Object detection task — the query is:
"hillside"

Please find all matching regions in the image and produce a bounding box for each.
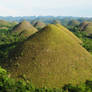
[55,24,82,43]
[33,21,46,29]
[5,24,92,88]
[68,20,80,26]
[79,21,90,30]
[79,21,92,36]
[12,20,38,38]
[52,20,61,24]
[83,23,92,36]
[0,20,11,27]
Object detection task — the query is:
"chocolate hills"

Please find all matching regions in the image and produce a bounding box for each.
[52,20,61,24]
[33,21,46,30]
[79,21,92,36]
[0,20,11,27]
[6,24,92,88]
[68,20,80,26]
[12,20,38,38]
[79,21,90,30]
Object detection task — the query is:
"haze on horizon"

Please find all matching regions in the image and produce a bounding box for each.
[0,0,92,17]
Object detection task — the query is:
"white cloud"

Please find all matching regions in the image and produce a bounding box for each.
[0,0,92,16]
[0,5,18,16]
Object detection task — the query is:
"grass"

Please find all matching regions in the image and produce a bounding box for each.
[12,20,38,38]
[55,24,82,44]
[33,21,46,30]
[79,21,90,30]
[79,21,92,36]
[83,23,92,36]
[3,24,92,88]
[68,20,80,26]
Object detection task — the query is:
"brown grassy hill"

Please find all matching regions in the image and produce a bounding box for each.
[31,20,38,25]
[68,20,80,26]
[83,23,92,36]
[79,21,90,30]
[33,21,46,29]
[6,24,92,88]
[0,20,11,27]
[52,20,61,24]
[79,21,92,36]
[55,24,82,44]
[12,20,38,38]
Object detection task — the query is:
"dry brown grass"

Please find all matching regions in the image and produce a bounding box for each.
[56,24,82,43]
[68,20,80,26]
[33,21,46,29]
[12,20,38,38]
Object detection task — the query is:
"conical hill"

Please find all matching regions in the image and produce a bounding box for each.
[33,21,46,29]
[79,21,92,36]
[12,20,38,38]
[68,20,80,26]
[7,24,92,88]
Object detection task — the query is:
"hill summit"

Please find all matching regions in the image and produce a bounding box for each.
[7,24,92,88]
[12,20,38,38]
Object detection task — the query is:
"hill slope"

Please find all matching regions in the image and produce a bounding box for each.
[68,20,80,26]
[55,24,82,43]
[12,20,38,38]
[33,21,46,30]
[6,24,92,88]
[0,20,11,27]
[80,22,92,36]
[79,21,90,30]
[52,20,61,24]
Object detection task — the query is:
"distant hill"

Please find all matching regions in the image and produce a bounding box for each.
[5,24,92,88]
[33,21,46,30]
[12,20,38,38]
[31,20,38,25]
[0,20,18,30]
[52,20,61,24]
[0,20,11,27]
[79,21,92,36]
[68,20,80,26]
[79,21,90,30]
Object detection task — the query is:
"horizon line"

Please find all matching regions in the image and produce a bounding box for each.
[0,15,92,18]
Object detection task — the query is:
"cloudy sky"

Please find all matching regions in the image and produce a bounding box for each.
[0,0,92,16]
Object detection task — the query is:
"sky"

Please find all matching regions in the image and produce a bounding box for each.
[0,0,92,17]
